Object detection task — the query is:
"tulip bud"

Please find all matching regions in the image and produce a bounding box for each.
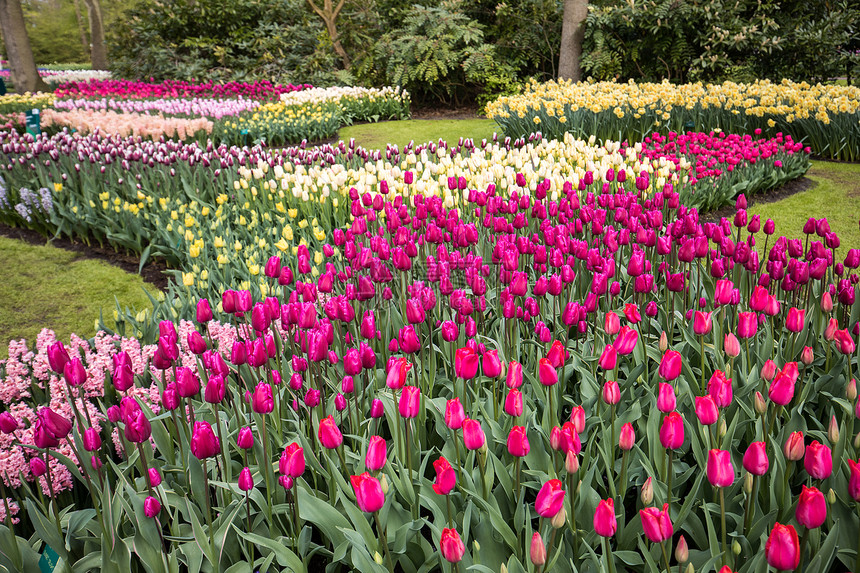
[828,415,840,444]
[685,564,694,573]
[529,533,546,566]
[640,477,653,505]
[828,488,836,504]
[784,431,805,461]
[732,540,741,556]
[149,468,162,487]
[380,473,390,495]
[501,565,508,573]
[723,333,740,357]
[551,506,567,528]
[144,496,161,518]
[718,418,727,438]
[754,391,767,415]
[565,451,579,474]
[374,552,384,565]
[847,379,857,401]
[800,346,814,365]
[659,331,668,352]
[744,472,754,494]
[856,432,860,450]
[675,535,689,563]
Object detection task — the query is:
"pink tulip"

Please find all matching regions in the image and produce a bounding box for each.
[706,449,735,487]
[602,380,620,405]
[742,442,769,475]
[640,504,673,543]
[318,416,343,449]
[462,418,486,450]
[659,412,684,450]
[619,423,635,451]
[594,498,617,537]
[350,472,385,512]
[279,443,305,478]
[454,348,479,379]
[765,523,800,571]
[365,436,387,471]
[538,358,558,386]
[445,398,466,430]
[535,479,565,518]
[803,440,832,479]
[657,383,676,413]
[795,485,826,529]
[190,421,220,459]
[507,426,530,457]
[439,528,466,563]
[658,350,682,381]
[693,311,712,335]
[432,457,457,495]
[695,395,719,426]
[398,385,421,418]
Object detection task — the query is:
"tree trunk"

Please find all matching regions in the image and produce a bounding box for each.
[558,0,589,81]
[0,0,48,92]
[81,0,108,70]
[72,0,90,58]
[306,0,351,69]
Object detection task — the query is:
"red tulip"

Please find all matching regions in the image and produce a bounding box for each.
[624,303,641,323]
[318,416,343,449]
[795,485,826,529]
[350,472,385,512]
[144,496,161,518]
[47,341,70,374]
[658,350,682,381]
[657,383,676,413]
[251,382,274,414]
[706,449,735,487]
[768,369,795,406]
[279,442,305,478]
[123,408,152,444]
[803,440,832,479]
[765,523,800,571]
[190,421,220,459]
[386,357,412,389]
[784,431,805,461]
[737,312,758,338]
[848,459,860,501]
[613,326,638,355]
[504,388,523,417]
[63,358,87,386]
[507,426,530,457]
[547,340,566,368]
[602,380,620,405]
[0,413,17,434]
[695,395,719,426]
[237,427,254,450]
[834,329,855,354]
[707,371,732,408]
[148,468,162,487]
[238,467,254,492]
[204,374,226,404]
[398,385,421,418]
[604,312,620,335]
[432,457,457,495]
[598,344,618,371]
[538,358,558,386]
[659,412,685,450]
[693,311,713,335]
[619,423,635,451]
[454,347,479,379]
[112,352,135,392]
[786,307,805,333]
[640,503,673,543]
[482,349,503,377]
[439,528,466,563]
[445,398,466,430]
[570,405,585,433]
[82,427,102,452]
[535,479,565,518]
[742,441,769,475]
[506,361,523,388]
[593,498,617,537]
[365,436,387,471]
[462,418,486,451]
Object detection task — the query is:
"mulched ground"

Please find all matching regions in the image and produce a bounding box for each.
[703,175,815,223]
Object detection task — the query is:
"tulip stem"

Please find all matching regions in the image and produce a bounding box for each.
[700,335,706,394]
[744,474,759,537]
[202,459,214,552]
[618,451,628,500]
[797,526,809,572]
[603,536,616,573]
[719,487,728,567]
[43,452,63,538]
[660,541,672,573]
[665,450,673,508]
[373,510,395,572]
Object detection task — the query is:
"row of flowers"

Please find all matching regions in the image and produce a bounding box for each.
[0,168,858,571]
[0,69,112,86]
[52,79,312,101]
[487,79,860,161]
[0,130,807,331]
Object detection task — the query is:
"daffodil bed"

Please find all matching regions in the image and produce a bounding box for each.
[487,79,860,161]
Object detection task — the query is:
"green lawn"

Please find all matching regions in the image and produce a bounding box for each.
[0,236,157,357]
[339,118,498,150]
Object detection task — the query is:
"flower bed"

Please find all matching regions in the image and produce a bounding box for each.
[40,109,214,142]
[0,131,807,326]
[51,97,262,120]
[53,79,312,101]
[0,167,857,571]
[487,79,860,161]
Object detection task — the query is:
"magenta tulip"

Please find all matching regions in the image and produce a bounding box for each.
[593,498,617,537]
[535,479,565,518]
[351,472,385,512]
